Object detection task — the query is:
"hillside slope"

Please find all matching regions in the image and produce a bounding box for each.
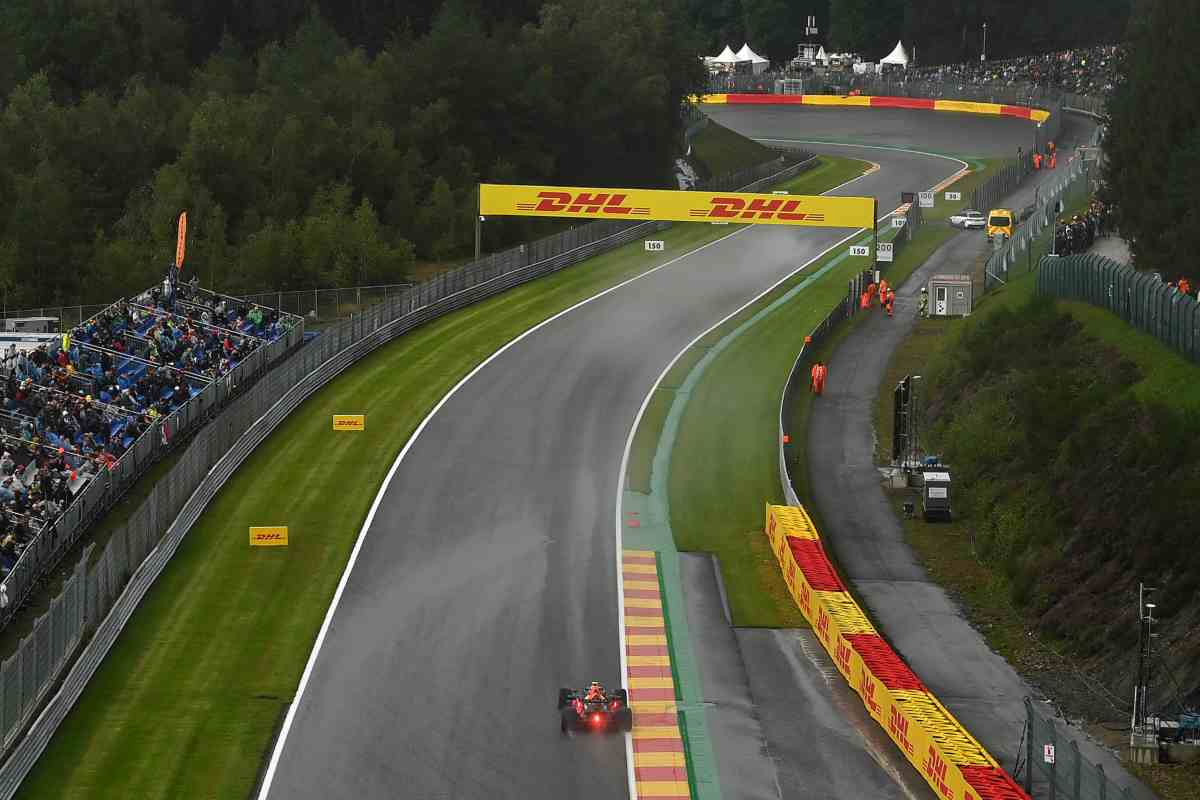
[920,276,1200,725]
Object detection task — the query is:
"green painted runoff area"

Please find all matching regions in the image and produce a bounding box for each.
[16,157,861,800]
[627,158,1004,629]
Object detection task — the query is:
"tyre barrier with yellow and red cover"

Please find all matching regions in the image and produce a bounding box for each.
[764,503,1030,800]
[700,93,1051,123]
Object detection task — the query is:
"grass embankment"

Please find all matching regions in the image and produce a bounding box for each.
[689,117,779,178]
[17,157,856,800]
[876,271,1200,800]
[633,157,1001,627]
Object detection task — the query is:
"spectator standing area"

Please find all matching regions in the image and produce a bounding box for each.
[0,274,301,620]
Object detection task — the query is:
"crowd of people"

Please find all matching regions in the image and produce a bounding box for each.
[0,269,295,578]
[905,45,1121,97]
[1053,199,1110,256]
[75,299,256,382]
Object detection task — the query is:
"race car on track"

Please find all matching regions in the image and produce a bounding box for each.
[949,209,986,229]
[559,683,633,733]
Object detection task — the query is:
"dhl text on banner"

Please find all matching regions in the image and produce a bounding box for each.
[332,414,365,431]
[479,184,875,229]
[250,526,289,547]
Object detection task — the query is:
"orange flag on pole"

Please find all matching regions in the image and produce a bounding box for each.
[175,211,188,270]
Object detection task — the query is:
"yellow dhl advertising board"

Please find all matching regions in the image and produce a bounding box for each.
[250,526,289,547]
[332,414,365,431]
[479,183,875,229]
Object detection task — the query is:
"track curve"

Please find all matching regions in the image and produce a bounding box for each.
[260,111,1036,800]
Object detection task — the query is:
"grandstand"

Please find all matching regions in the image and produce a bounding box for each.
[0,270,303,618]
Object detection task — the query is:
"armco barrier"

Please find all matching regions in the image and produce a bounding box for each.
[0,154,820,794]
[765,504,1029,800]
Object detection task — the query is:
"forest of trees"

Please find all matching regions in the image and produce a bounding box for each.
[0,0,705,307]
[1102,0,1199,281]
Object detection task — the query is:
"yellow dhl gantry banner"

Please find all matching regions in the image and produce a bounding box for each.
[764,504,1029,800]
[479,183,875,229]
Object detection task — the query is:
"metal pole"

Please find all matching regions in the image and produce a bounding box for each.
[1048,723,1057,800]
[1135,584,1145,733]
[475,185,483,261]
[1145,605,1155,733]
[1025,699,1034,794]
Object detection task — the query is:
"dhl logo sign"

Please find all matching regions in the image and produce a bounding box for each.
[689,196,824,222]
[516,192,650,216]
[835,638,852,675]
[923,746,953,798]
[798,579,812,617]
[858,666,882,717]
[250,526,289,547]
[333,414,365,431]
[480,184,874,229]
[816,606,832,645]
[888,705,915,755]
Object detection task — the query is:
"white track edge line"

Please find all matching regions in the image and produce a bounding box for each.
[260,142,963,799]
[613,143,968,800]
[256,223,757,799]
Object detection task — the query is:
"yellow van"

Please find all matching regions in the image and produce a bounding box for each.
[986,208,1015,241]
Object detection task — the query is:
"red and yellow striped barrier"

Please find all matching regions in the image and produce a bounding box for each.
[764,505,1029,800]
[622,550,691,800]
[699,93,1050,123]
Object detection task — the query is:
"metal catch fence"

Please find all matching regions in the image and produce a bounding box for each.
[1036,254,1199,364]
[0,152,822,790]
[1022,698,1143,800]
[241,284,413,322]
[984,158,1090,291]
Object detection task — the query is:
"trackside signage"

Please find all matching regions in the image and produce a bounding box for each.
[478,183,875,229]
[250,526,289,547]
[332,414,365,431]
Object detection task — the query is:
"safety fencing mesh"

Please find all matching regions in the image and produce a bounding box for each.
[1022,699,1140,800]
[1036,254,1199,364]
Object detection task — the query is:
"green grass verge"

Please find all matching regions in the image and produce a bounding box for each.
[689,118,778,179]
[15,219,765,800]
[665,247,872,627]
[651,159,999,627]
[17,155,865,800]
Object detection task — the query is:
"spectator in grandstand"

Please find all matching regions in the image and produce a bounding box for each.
[901,44,1120,97]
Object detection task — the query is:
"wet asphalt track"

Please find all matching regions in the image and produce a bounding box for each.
[261,109,1037,800]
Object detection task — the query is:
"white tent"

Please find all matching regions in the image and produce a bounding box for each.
[815,46,828,65]
[709,45,741,65]
[735,43,770,74]
[879,40,910,68]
